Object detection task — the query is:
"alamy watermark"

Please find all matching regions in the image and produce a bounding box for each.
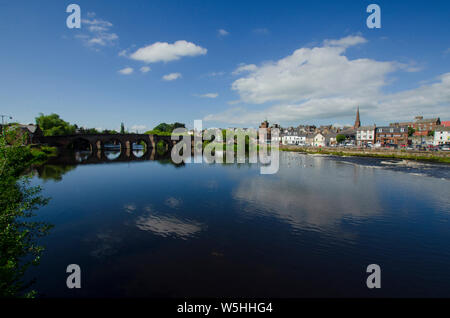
[366,264,381,289]
[66,264,81,289]
[170,120,279,174]
[366,4,381,29]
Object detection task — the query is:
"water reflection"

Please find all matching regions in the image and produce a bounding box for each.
[233,154,382,229]
[41,149,181,167]
[26,150,450,297]
[89,231,123,259]
[35,164,76,182]
[105,150,121,160]
[136,214,203,240]
[75,150,91,162]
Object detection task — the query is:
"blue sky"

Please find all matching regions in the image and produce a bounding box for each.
[0,0,449,131]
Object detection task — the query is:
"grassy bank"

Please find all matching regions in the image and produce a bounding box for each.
[29,145,59,165]
[280,146,450,164]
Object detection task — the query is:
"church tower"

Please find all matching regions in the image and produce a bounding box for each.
[354,106,361,129]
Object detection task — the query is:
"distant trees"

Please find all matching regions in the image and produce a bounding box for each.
[35,113,76,136]
[145,122,186,135]
[408,127,416,136]
[102,129,118,134]
[35,113,124,136]
[76,127,99,134]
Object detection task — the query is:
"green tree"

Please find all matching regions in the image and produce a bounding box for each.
[85,128,100,134]
[0,126,52,297]
[102,129,118,134]
[146,123,186,135]
[35,113,75,136]
[427,130,435,137]
[336,134,346,144]
[408,127,416,136]
[153,123,173,133]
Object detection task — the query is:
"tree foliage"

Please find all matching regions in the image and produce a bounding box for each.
[0,126,52,297]
[150,122,185,134]
[35,113,76,136]
[336,134,346,144]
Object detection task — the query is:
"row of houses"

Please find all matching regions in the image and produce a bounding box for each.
[357,117,450,147]
[264,110,450,148]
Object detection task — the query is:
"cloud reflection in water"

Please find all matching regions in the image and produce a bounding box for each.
[136,214,203,240]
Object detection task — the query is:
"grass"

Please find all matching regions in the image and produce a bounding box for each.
[29,145,59,164]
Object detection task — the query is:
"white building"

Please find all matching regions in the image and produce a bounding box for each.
[434,126,450,145]
[313,133,326,147]
[282,131,306,145]
[356,125,376,146]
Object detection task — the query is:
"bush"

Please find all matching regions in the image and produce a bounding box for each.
[0,126,52,297]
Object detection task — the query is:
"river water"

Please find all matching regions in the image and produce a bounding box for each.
[26,150,450,297]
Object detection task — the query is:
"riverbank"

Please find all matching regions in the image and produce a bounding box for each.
[280,145,450,164]
[29,145,59,164]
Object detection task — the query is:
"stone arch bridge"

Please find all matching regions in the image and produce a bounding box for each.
[37,134,191,152]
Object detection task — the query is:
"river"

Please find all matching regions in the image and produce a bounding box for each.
[26,150,450,297]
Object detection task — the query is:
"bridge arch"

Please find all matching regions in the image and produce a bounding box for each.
[132,138,148,158]
[69,137,93,151]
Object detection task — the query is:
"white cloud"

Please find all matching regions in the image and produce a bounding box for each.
[118,67,133,75]
[232,64,258,75]
[323,35,367,48]
[118,49,128,57]
[130,125,147,132]
[130,40,207,63]
[231,36,393,105]
[76,14,118,47]
[204,35,450,125]
[194,93,219,98]
[140,66,151,73]
[218,29,229,36]
[162,72,182,81]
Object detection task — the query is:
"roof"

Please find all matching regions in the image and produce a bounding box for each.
[19,124,39,133]
[441,121,450,127]
[1,124,39,134]
[357,125,376,131]
[415,118,440,124]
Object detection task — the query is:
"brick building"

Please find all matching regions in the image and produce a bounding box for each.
[375,126,409,146]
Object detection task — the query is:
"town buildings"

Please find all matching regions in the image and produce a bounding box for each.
[0,123,43,145]
[207,108,448,150]
[375,126,409,146]
[434,126,450,146]
[282,131,306,145]
[313,133,326,147]
[356,125,376,146]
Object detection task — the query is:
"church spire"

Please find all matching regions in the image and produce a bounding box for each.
[354,106,361,129]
